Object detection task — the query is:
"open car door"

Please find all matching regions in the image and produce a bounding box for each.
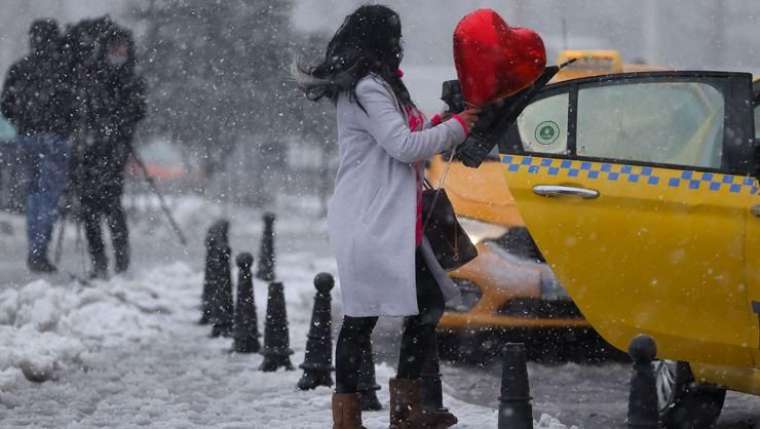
[498,71,760,368]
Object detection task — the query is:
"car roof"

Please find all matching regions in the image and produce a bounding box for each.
[552,49,667,83]
[547,70,753,89]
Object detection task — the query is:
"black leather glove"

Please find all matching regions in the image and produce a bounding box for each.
[454,65,562,168]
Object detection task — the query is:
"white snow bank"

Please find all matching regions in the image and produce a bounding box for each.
[0,263,198,385]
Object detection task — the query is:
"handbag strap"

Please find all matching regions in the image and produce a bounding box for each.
[422,145,458,232]
[423,177,434,190]
[436,146,457,189]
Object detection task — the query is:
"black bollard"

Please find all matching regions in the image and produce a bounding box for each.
[358,346,382,411]
[210,240,234,338]
[233,252,261,353]
[627,335,659,429]
[255,212,276,282]
[200,219,228,324]
[297,273,335,390]
[260,281,294,371]
[498,343,533,429]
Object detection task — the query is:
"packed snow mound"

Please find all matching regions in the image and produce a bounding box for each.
[535,413,579,429]
[0,263,198,384]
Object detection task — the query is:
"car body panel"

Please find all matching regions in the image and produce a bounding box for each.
[441,311,588,329]
[553,49,667,83]
[498,70,760,393]
[691,362,760,395]
[554,49,624,82]
[500,153,757,368]
[749,78,760,370]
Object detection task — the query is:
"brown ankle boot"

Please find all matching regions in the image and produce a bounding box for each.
[332,392,365,429]
[389,378,458,429]
[389,378,414,428]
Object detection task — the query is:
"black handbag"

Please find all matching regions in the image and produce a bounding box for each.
[421,150,478,271]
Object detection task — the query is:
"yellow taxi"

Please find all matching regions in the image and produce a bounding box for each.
[433,50,661,362]
[495,69,760,427]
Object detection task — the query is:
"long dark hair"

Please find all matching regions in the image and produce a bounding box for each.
[297,4,414,110]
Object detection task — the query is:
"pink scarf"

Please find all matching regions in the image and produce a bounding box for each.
[405,104,426,247]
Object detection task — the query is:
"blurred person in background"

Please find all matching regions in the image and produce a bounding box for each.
[72,22,146,279]
[1,19,75,273]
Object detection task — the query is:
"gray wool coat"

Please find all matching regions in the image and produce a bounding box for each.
[327,74,469,317]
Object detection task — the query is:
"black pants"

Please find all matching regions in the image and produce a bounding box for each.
[81,189,129,272]
[335,250,445,393]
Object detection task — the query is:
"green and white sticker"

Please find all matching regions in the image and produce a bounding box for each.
[535,121,560,145]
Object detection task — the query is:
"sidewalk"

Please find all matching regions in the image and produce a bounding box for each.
[0,256,573,428]
[0,197,575,428]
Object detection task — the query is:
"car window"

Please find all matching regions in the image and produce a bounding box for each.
[754,105,760,141]
[516,92,569,155]
[577,82,724,169]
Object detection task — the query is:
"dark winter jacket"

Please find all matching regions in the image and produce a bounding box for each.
[0,45,75,136]
[76,28,147,195]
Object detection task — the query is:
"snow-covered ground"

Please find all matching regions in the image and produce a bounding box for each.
[0,198,576,428]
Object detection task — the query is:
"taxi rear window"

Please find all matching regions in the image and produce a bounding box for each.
[576,81,724,169]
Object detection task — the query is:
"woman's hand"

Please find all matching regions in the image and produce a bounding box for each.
[456,107,481,131]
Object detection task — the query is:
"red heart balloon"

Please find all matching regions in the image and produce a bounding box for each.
[454,9,547,107]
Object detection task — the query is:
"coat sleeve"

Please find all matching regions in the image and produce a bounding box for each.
[132,77,147,123]
[355,77,467,164]
[126,77,147,124]
[0,64,20,124]
[116,78,147,169]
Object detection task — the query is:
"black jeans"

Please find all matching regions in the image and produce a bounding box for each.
[81,188,129,272]
[335,250,445,393]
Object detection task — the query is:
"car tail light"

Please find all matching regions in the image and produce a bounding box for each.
[445,279,482,312]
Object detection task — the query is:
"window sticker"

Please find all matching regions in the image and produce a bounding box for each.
[535,121,560,145]
[517,92,569,154]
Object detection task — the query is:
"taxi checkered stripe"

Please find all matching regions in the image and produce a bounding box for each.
[501,155,759,195]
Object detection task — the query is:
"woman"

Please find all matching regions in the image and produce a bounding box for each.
[298,5,479,429]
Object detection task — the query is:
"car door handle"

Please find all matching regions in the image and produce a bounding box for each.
[533,185,600,199]
[751,204,760,217]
